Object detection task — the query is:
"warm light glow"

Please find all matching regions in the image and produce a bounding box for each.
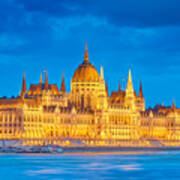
[0,44,179,147]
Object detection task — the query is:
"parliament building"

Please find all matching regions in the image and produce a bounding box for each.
[0,44,180,147]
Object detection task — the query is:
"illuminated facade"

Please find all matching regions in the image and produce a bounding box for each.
[0,43,180,147]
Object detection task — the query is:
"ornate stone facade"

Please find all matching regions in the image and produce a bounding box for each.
[0,44,179,147]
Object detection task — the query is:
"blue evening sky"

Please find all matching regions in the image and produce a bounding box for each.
[0,0,180,108]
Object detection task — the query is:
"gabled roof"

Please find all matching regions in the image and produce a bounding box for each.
[28,83,59,95]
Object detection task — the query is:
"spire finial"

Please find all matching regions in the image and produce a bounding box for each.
[84,42,89,62]
[128,67,132,83]
[44,71,48,90]
[20,72,27,96]
[126,67,134,96]
[100,64,104,80]
[40,72,42,85]
[118,81,121,92]
[60,73,66,92]
[139,80,143,98]
[172,98,176,111]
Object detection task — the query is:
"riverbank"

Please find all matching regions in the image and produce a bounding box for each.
[1,145,180,154]
[61,146,180,153]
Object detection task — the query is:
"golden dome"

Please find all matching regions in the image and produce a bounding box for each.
[72,61,99,82]
[72,43,100,82]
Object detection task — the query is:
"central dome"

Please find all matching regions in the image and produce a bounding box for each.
[72,44,100,82]
[72,61,100,82]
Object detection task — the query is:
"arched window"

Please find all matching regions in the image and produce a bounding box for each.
[87,95,91,107]
[81,95,84,108]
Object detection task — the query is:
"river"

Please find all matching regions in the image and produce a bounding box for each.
[0,151,179,180]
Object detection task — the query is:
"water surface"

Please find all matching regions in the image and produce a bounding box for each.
[0,151,180,180]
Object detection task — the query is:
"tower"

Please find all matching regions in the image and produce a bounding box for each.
[138,80,145,111]
[125,68,135,110]
[126,68,134,98]
[71,43,107,110]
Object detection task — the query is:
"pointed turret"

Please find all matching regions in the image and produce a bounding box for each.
[60,73,66,93]
[139,80,143,98]
[84,42,89,63]
[126,68,134,96]
[172,99,176,111]
[40,72,43,85]
[100,64,104,80]
[105,81,109,97]
[44,71,48,90]
[118,81,121,92]
[20,72,27,96]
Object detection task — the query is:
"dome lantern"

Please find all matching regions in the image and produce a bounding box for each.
[72,43,100,82]
[84,42,89,63]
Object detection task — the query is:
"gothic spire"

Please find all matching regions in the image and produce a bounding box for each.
[20,72,27,96]
[139,80,143,98]
[172,98,176,111]
[118,81,121,92]
[126,68,134,95]
[100,64,104,80]
[105,81,109,97]
[44,71,48,90]
[84,42,89,62]
[60,73,66,92]
[40,72,42,85]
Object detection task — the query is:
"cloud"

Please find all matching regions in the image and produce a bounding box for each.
[0,0,179,58]
[14,0,180,27]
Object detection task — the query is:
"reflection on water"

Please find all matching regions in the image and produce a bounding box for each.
[0,151,180,180]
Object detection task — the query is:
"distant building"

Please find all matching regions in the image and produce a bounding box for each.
[0,44,179,147]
